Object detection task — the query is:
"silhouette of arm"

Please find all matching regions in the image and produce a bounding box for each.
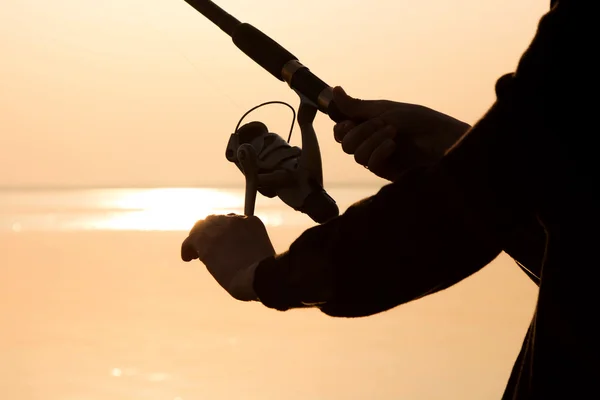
[253,0,584,317]
[254,165,503,317]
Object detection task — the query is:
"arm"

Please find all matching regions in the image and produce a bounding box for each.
[254,165,503,317]
[254,0,582,317]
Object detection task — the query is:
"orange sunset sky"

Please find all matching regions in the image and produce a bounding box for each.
[0,0,549,188]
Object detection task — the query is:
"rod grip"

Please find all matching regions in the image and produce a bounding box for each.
[232,23,296,81]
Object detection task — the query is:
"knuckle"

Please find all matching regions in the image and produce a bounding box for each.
[341,137,355,154]
[341,119,389,155]
[368,152,383,168]
[354,152,368,166]
[189,219,205,233]
[248,216,265,229]
[343,129,367,154]
[369,143,395,170]
[354,154,369,167]
[383,125,397,137]
[361,131,387,151]
[334,121,352,133]
[368,156,385,173]
[370,117,386,129]
[334,122,354,142]
[353,144,371,165]
[333,124,342,135]
[204,214,218,222]
[369,130,387,144]
[375,129,393,143]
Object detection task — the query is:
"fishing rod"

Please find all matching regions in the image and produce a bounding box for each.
[181,0,348,122]
[181,0,343,223]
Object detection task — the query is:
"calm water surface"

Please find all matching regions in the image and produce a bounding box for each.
[0,187,538,400]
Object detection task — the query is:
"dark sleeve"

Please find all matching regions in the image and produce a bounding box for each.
[253,0,583,317]
[254,166,503,317]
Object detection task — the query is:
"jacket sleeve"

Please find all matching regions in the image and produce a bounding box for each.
[252,0,584,317]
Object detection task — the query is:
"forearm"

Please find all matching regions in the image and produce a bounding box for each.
[254,165,503,317]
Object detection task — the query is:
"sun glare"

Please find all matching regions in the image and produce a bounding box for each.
[92,188,283,231]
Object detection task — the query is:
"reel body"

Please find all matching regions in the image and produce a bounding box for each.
[225,101,338,224]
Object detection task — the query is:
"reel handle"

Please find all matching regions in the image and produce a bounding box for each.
[237,143,259,217]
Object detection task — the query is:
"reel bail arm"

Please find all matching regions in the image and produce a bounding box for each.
[225,94,339,224]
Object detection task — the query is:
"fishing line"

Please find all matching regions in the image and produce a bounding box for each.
[234,101,296,143]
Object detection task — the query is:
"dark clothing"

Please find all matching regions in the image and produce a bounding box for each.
[254,1,597,398]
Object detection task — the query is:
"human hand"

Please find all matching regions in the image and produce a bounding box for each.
[181,214,275,301]
[332,87,471,181]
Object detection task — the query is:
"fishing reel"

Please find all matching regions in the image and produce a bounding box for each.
[225,97,339,224]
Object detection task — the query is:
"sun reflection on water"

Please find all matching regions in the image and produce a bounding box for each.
[92,188,283,231]
[1,186,380,232]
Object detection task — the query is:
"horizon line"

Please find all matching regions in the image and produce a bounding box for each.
[0,181,385,191]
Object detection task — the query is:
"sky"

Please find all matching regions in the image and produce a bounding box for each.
[0,0,550,188]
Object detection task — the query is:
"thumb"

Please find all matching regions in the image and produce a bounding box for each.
[181,235,199,262]
[332,86,392,120]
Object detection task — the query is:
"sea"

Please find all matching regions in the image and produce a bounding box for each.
[0,186,539,400]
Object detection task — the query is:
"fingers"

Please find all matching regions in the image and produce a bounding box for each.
[332,86,396,120]
[333,120,356,143]
[181,233,201,262]
[366,139,396,174]
[332,86,399,145]
[181,215,232,262]
[341,117,386,154]
[353,125,397,166]
[181,214,263,262]
[188,214,241,234]
[332,86,372,119]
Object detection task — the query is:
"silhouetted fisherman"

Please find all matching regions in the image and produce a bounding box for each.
[182,1,596,398]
